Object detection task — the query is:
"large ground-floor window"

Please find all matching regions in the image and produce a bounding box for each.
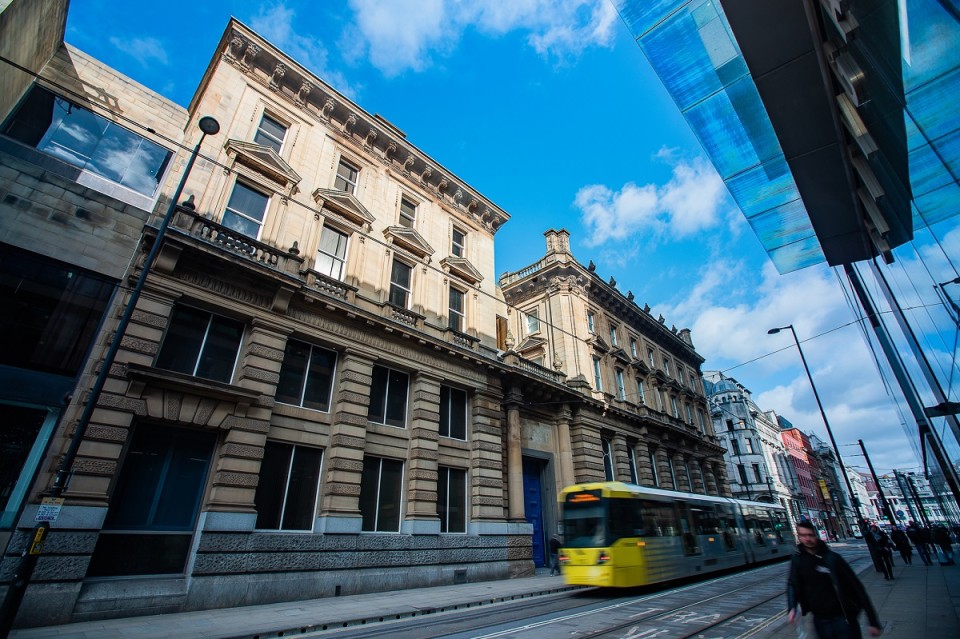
[0,404,57,529]
[359,456,403,532]
[87,424,215,577]
[254,442,323,531]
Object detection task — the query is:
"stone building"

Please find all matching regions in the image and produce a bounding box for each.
[498,229,729,510]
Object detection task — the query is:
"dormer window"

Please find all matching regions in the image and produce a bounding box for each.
[334,158,359,194]
[399,197,417,228]
[254,114,286,153]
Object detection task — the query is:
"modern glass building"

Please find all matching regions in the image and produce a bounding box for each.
[614,0,959,512]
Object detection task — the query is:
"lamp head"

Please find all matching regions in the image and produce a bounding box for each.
[767,324,793,335]
[198,116,220,135]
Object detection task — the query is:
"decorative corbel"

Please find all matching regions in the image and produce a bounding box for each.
[241,43,260,67]
[270,63,286,90]
[321,98,335,119]
[402,152,416,172]
[228,36,246,59]
[385,141,397,160]
[437,177,449,194]
[453,188,463,205]
[295,80,313,107]
[344,113,358,135]
[420,166,433,184]
[467,198,479,213]
[364,128,378,148]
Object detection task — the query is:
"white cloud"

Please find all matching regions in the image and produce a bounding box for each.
[109,36,169,67]
[345,0,617,76]
[576,156,727,246]
[250,3,356,97]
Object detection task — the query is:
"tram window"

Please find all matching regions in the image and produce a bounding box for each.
[690,505,721,534]
[716,504,739,551]
[608,498,644,540]
[676,502,700,555]
[640,500,679,537]
[770,510,786,542]
[563,493,606,547]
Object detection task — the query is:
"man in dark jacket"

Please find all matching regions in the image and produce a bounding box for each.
[787,521,882,638]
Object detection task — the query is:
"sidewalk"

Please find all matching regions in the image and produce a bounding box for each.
[758,549,960,638]
[9,553,960,639]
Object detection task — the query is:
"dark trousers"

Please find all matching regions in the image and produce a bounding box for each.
[814,616,863,639]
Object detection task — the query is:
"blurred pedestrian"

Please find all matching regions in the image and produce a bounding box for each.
[906,521,932,565]
[549,535,562,576]
[933,524,955,565]
[868,524,895,580]
[787,521,882,638]
[890,527,912,565]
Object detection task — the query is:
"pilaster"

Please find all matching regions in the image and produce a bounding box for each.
[472,389,505,521]
[405,371,441,521]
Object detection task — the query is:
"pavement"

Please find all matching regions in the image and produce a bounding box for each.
[8,543,960,639]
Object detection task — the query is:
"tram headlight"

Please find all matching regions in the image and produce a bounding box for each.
[597,551,611,564]
[559,553,569,563]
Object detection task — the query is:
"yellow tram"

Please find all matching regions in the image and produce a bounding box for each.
[558,482,794,588]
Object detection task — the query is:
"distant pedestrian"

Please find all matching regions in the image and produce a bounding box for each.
[868,524,895,580]
[549,535,562,576]
[933,524,955,565]
[890,527,912,565]
[906,521,932,565]
[787,521,882,638]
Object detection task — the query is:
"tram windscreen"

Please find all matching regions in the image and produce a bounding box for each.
[562,491,606,547]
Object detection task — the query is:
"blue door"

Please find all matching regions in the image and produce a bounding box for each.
[522,457,546,566]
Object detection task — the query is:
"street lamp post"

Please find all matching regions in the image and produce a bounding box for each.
[768,324,869,537]
[0,117,220,637]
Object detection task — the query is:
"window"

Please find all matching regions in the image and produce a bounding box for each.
[254,442,322,530]
[671,396,680,418]
[437,466,467,533]
[726,419,735,431]
[587,311,595,333]
[649,450,660,486]
[744,438,755,454]
[648,348,656,368]
[254,114,286,153]
[630,339,638,358]
[389,259,412,308]
[615,368,626,400]
[276,339,337,411]
[399,197,417,228]
[664,359,672,377]
[698,411,706,433]
[731,439,741,456]
[316,225,348,280]
[753,464,763,483]
[667,456,677,489]
[222,181,269,239]
[448,287,465,332]
[525,308,540,334]
[609,325,619,346]
[1,405,56,529]
[451,227,466,257]
[685,403,693,423]
[334,158,359,193]
[88,424,214,576]
[602,438,615,481]
[685,463,694,492]
[655,389,664,412]
[592,357,603,391]
[367,364,409,428]
[628,447,639,484]
[677,367,685,384]
[439,385,467,440]
[0,245,115,377]
[155,306,244,383]
[359,456,403,532]
[636,378,646,405]
[3,85,172,197]
[737,464,748,485]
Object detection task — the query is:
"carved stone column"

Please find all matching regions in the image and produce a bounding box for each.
[555,405,575,489]
[504,384,525,521]
[656,447,674,490]
[405,371,442,530]
[673,451,691,492]
[613,434,630,483]
[689,457,706,494]
[635,440,655,486]
[715,461,732,497]
[317,350,375,526]
[704,463,719,496]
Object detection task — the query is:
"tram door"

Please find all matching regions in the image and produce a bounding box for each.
[522,457,546,566]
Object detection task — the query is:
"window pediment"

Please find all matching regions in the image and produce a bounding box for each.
[440,256,483,285]
[384,225,434,259]
[313,187,376,228]
[588,335,610,353]
[224,139,301,193]
[516,335,547,354]
[611,347,632,365]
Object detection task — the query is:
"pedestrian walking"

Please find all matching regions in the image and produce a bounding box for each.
[890,527,912,565]
[868,524,895,580]
[787,521,883,638]
[549,535,562,576]
[933,524,955,565]
[906,521,932,565]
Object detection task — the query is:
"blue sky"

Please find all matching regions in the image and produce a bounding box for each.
[63,0,948,477]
